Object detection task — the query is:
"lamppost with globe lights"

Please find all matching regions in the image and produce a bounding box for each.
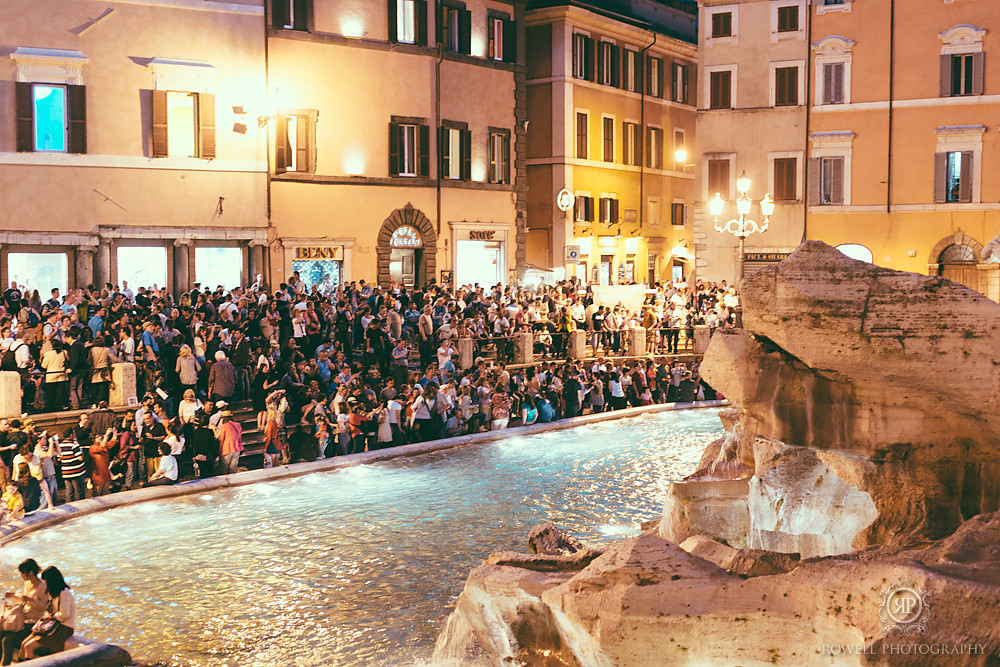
[708,171,775,281]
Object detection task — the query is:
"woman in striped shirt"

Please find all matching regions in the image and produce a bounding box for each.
[57,430,87,504]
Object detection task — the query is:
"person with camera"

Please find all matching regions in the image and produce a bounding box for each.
[18,566,74,661]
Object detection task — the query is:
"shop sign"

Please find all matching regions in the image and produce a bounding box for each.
[390,225,423,248]
[618,263,626,280]
[556,188,575,212]
[565,245,580,261]
[744,252,790,262]
[469,230,496,240]
[294,246,344,260]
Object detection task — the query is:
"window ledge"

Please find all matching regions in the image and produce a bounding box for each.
[11,47,88,85]
[816,4,851,15]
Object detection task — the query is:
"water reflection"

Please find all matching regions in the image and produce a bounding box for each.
[0,409,722,666]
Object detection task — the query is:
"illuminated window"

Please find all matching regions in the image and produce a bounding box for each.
[195,247,243,290]
[152,90,214,159]
[166,92,197,158]
[397,0,416,43]
[440,124,469,180]
[15,82,87,154]
[488,129,510,184]
[117,246,167,290]
[32,85,66,151]
[389,119,429,177]
[275,112,317,174]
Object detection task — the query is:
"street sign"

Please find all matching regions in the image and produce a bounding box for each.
[556,188,575,212]
[618,263,626,280]
[565,245,580,261]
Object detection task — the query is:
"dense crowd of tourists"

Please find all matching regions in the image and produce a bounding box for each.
[0,275,735,515]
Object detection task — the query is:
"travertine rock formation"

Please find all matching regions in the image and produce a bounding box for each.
[663,241,1000,555]
[434,514,1000,666]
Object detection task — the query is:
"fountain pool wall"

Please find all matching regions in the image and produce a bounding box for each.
[0,405,724,666]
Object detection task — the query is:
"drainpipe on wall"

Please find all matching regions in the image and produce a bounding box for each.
[887,0,895,214]
[802,0,812,243]
[639,31,657,233]
[264,4,273,283]
[436,44,444,242]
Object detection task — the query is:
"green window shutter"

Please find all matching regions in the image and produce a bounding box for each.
[152,89,169,158]
[387,0,397,42]
[15,82,34,152]
[293,0,309,30]
[415,0,427,46]
[418,124,430,177]
[584,37,594,81]
[272,0,289,29]
[503,19,516,63]
[461,128,471,181]
[198,93,216,159]
[611,46,620,88]
[67,84,87,154]
[633,52,643,95]
[459,9,472,55]
[275,116,288,173]
[388,122,400,176]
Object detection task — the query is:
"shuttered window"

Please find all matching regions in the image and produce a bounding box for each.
[597,42,619,87]
[272,0,310,31]
[822,62,845,105]
[439,2,470,54]
[572,34,594,81]
[646,127,662,170]
[15,82,86,154]
[809,156,845,205]
[274,112,318,174]
[389,0,427,46]
[151,90,214,159]
[708,159,730,198]
[773,157,797,200]
[671,203,686,226]
[934,151,973,203]
[487,15,516,63]
[709,70,732,109]
[777,5,798,32]
[646,56,663,98]
[671,62,690,104]
[488,129,510,184]
[388,121,429,177]
[941,53,984,97]
[574,196,594,222]
[622,122,640,166]
[599,197,619,223]
[439,124,470,181]
[623,49,638,92]
[602,117,614,162]
[711,12,732,38]
[774,66,798,106]
[576,112,588,159]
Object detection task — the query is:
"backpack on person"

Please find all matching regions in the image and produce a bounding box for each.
[1,342,23,372]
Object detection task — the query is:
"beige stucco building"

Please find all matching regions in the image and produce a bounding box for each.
[695,0,807,284]
[0,0,268,298]
[267,0,525,290]
[525,0,697,286]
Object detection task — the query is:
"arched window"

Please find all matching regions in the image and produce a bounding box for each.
[938,244,976,264]
[836,243,872,264]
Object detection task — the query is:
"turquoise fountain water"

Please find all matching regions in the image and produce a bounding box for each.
[0,408,723,666]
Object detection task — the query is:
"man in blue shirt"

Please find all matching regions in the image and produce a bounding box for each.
[88,306,106,338]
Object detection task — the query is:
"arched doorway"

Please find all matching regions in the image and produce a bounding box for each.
[928,232,982,293]
[377,204,436,288]
[937,244,979,290]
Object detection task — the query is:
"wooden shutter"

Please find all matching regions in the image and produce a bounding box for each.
[671,63,679,101]
[709,159,729,197]
[152,89,168,158]
[611,45,620,87]
[940,55,952,97]
[293,0,309,30]
[585,197,594,222]
[275,116,288,173]
[597,43,605,84]
[488,133,497,182]
[633,51,643,94]
[808,157,821,205]
[971,53,984,95]
[387,0,397,42]
[610,199,619,223]
[829,157,844,205]
[584,37,594,82]
[67,84,87,154]
[272,0,289,28]
[295,115,309,172]
[657,59,665,98]
[439,127,450,177]
[933,152,947,203]
[503,19,516,63]
[502,133,510,184]
[15,82,34,152]
[959,151,973,202]
[388,122,400,176]
[415,0,427,46]
[460,9,472,54]
[418,124,429,177]
[198,93,216,159]
[682,64,689,103]
[461,128,471,180]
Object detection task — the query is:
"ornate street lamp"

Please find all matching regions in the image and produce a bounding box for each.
[708,171,775,280]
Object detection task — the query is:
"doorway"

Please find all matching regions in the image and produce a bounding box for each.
[937,244,979,292]
[390,248,421,287]
[600,255,613,285]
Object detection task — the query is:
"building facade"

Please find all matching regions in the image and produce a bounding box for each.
[525,0,697,286]
[1,0,268,298]
[266,0,526,291]
[695,0,808,284]
[807,0,1000,300]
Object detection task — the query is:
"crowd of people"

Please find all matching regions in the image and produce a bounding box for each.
[0,274,735,514]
